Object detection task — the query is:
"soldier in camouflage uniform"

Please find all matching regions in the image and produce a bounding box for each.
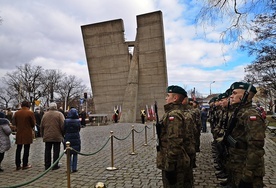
[213,97,221,136]
[226,82,266,188]
[213,92,231,180]
[208,96,218,134]
[181,97,197,170]
[156,85,194,188]
[190,100,202,153]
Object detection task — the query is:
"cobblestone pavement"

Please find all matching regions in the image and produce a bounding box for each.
[0,122,275,188]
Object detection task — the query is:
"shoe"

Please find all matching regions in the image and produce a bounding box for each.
[215,170,225,176]
[22,164,32,170]
[216,172,228,179]
[220,180,228,186]
[0,168,3,172]
[16,166,21,170]
[52,166,60,170]
[214,165,222,170]
[72,170,78,173]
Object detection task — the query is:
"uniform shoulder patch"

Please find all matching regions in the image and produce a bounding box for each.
[169,116,175,121]
[249,116,257,121]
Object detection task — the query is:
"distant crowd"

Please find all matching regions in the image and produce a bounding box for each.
[0,101,87,173]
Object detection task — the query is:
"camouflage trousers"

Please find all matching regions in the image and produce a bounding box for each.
[227,170,263,188]
[195,133,200,152]
[226,160,264,188]
[161,169,193,188]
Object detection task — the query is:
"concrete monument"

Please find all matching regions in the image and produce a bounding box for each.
[81,11,168,122]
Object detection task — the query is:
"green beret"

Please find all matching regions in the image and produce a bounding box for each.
[209,96,217,103]
[225,88,232,96]
[218,93,228,100]
[167,85,187,97]
[230,82,257,94]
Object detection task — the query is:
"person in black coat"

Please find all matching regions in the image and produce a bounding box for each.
[34,108,44,137]
[79,109,87,128]
[200,108,208,133]
[64,108,81,173]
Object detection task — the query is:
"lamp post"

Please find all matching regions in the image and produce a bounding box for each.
[210,81,215,95]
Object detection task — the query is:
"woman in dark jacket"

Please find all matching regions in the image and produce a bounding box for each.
[64,108,81,173]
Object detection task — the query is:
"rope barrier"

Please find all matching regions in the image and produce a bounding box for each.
[0,152,65,188]
[114,131,132,140]
[146,124,152,129]
[134,126,145,133]
[70,137,111,156]
[1,123,155,188]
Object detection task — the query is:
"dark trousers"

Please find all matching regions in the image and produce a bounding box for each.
[15,144,30,167]
[162,169,193,188]
[0,152,4,164]
[141,116,145,124]
[202,120,207,132]
[44,142,61,169]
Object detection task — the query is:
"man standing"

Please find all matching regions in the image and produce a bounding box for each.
[5,108,13,123]
[156,85,193,188]
[200,108,208,133]
[12,101,36,170]
[40,102,65,170]
[79,109,87,128]
[227,82,266,187]
[140,109,146,124]
[113,107,119,123]
[34,107,44,137]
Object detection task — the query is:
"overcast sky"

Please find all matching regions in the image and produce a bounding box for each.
[0,0,253,97]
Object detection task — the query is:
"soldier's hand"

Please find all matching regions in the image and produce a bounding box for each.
[238,179,253,188]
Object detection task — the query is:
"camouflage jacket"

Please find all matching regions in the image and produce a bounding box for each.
[189,107,202,136]
[183,105,196,155]
[228,102,266,182]
[208,105,218,129]
[156,103,193,171]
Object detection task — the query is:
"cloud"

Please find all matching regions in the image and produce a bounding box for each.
[0,0,252,97]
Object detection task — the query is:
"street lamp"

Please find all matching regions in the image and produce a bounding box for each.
[210,81,215,95]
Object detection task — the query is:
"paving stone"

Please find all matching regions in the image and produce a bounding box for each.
[0,122,275,188]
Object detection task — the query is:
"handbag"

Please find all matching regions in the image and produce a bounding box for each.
[9,132,16,146]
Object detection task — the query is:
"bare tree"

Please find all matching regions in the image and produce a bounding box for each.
[243,6,276,94]
[56,75,87,111]
[1,63,88,110]
[0,87,15,109]
[242,6,276,112]
[3,64,44,110]
[40,69,64,107]
[196,0,274,43]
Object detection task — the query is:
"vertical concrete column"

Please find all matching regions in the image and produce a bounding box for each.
[120,43,139,123]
